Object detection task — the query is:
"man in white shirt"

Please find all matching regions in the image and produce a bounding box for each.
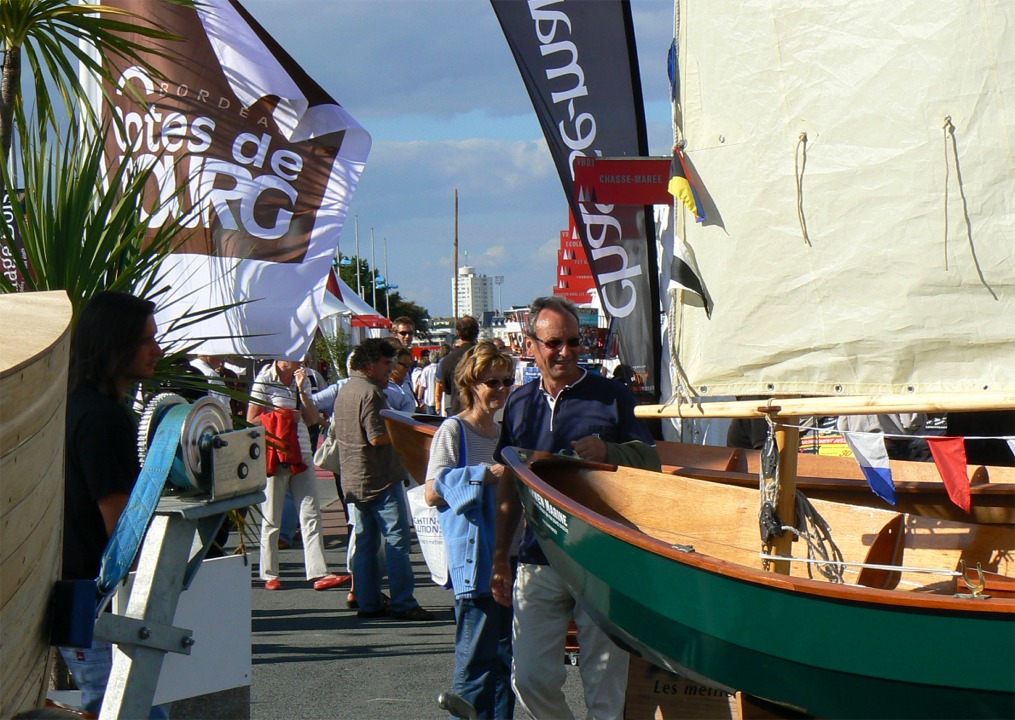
[189,354,231,414]
[415,350,440,414]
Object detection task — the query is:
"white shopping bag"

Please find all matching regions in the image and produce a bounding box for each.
[406,484,449,587]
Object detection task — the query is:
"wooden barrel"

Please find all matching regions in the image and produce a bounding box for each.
[1,291,72,717]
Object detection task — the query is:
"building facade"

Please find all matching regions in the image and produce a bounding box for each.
[453,265,495,319]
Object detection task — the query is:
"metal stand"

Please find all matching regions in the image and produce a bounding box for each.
[95,492,262,719]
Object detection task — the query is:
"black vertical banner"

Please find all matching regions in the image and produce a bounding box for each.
[1,190,31,291]
[491,0,660,398]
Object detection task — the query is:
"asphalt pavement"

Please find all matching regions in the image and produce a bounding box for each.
[240,472,586,719]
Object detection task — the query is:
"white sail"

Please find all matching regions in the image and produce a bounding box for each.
[667,0,1014,397]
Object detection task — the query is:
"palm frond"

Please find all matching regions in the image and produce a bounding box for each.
[1,113,191,314]
[1,0,195,154]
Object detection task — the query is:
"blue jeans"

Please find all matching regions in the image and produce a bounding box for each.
[351,484,416,613]
[59,641,170,719]
[454,595,515,719]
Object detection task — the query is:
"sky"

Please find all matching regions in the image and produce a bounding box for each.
[242,0,677,318]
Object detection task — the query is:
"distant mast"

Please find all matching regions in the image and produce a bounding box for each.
[370,227,377,310]
[355,215,362,298]
[384,237,390,319]
[453,189,459,322]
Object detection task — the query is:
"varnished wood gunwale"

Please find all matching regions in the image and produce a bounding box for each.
[381,410,441,484]
[657,440,1015,525]
[513,450,1014,615]
[378,412,1014,524]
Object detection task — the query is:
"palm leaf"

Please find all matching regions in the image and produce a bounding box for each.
[1,113,187,313]
[1,0,195,155]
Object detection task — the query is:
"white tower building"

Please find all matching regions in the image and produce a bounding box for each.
[453,265,494,319]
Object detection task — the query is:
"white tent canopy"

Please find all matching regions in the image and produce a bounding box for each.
[320,292,352,318]
[329,277,380,318]
[318,274,390,349]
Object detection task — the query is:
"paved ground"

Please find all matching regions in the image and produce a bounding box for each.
[241,472,586,719]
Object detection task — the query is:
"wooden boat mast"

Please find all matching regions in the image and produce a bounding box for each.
[770,420,799,575]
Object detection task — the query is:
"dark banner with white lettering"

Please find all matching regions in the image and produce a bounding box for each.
[491,0,660,397]
[1,190,31,291]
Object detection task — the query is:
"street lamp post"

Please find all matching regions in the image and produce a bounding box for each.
[494,275,504,314]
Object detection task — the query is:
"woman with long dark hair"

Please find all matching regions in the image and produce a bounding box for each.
[61,291,167,719]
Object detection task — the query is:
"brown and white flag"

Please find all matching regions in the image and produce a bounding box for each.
[99,0,371,358]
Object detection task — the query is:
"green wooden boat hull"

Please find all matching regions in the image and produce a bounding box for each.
[508,450,1015,719]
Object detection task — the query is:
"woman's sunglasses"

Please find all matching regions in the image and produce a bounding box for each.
[480,377,515,389]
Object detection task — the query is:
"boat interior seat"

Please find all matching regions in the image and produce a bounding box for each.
[855,513,905,590]
[656,442,747,472]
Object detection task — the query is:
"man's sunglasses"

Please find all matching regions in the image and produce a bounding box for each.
[481,377,515,389]
[395,330,414,337]
[530,335,581,351]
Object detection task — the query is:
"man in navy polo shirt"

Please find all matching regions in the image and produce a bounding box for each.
[491,296,659,720]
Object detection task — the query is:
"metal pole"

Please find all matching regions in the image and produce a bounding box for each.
[371,228,377,311]
[453,189,459,322]
[355,215,362,297]
[335,219,341,271]
[100,515,194,719]
[494,275,504,314]
[384,237,390,319]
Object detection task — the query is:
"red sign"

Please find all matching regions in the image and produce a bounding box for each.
[351,315,392,329]
[573,157,671,205]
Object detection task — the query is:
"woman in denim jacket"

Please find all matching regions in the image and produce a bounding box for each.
[425,341,516,719]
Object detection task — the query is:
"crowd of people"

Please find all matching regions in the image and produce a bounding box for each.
[60,291,660,719]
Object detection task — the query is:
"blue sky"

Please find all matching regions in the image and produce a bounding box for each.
[243,0,677,318]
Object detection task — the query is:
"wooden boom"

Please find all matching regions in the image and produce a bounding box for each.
[636,393,1015,420]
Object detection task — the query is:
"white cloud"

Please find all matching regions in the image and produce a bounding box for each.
[243,0,676,317]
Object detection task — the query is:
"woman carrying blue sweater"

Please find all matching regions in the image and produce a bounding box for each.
[425,341,516,719]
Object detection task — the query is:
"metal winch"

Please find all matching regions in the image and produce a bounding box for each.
[137,392,266,500]
[75,394,268,719]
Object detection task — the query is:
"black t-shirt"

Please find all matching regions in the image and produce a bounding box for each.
[437,343,474,416]
[63,383,139,580]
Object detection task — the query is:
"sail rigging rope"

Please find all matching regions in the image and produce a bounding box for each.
[665,284,697,409]
[939,115,998,299]
[942,115,954,270]
[794,132,811,246]
[760,416,845,582]
[671,0,683,147]
[662,2,699,414]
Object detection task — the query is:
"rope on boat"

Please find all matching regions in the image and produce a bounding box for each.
[760,416,846,583]
[790,492,846,583]
[942,115,954,271]
[794,132,811,246]
[659,0,704,417]
[664,287,697,412]
[939,115,998,299]
[757,553,960,578]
